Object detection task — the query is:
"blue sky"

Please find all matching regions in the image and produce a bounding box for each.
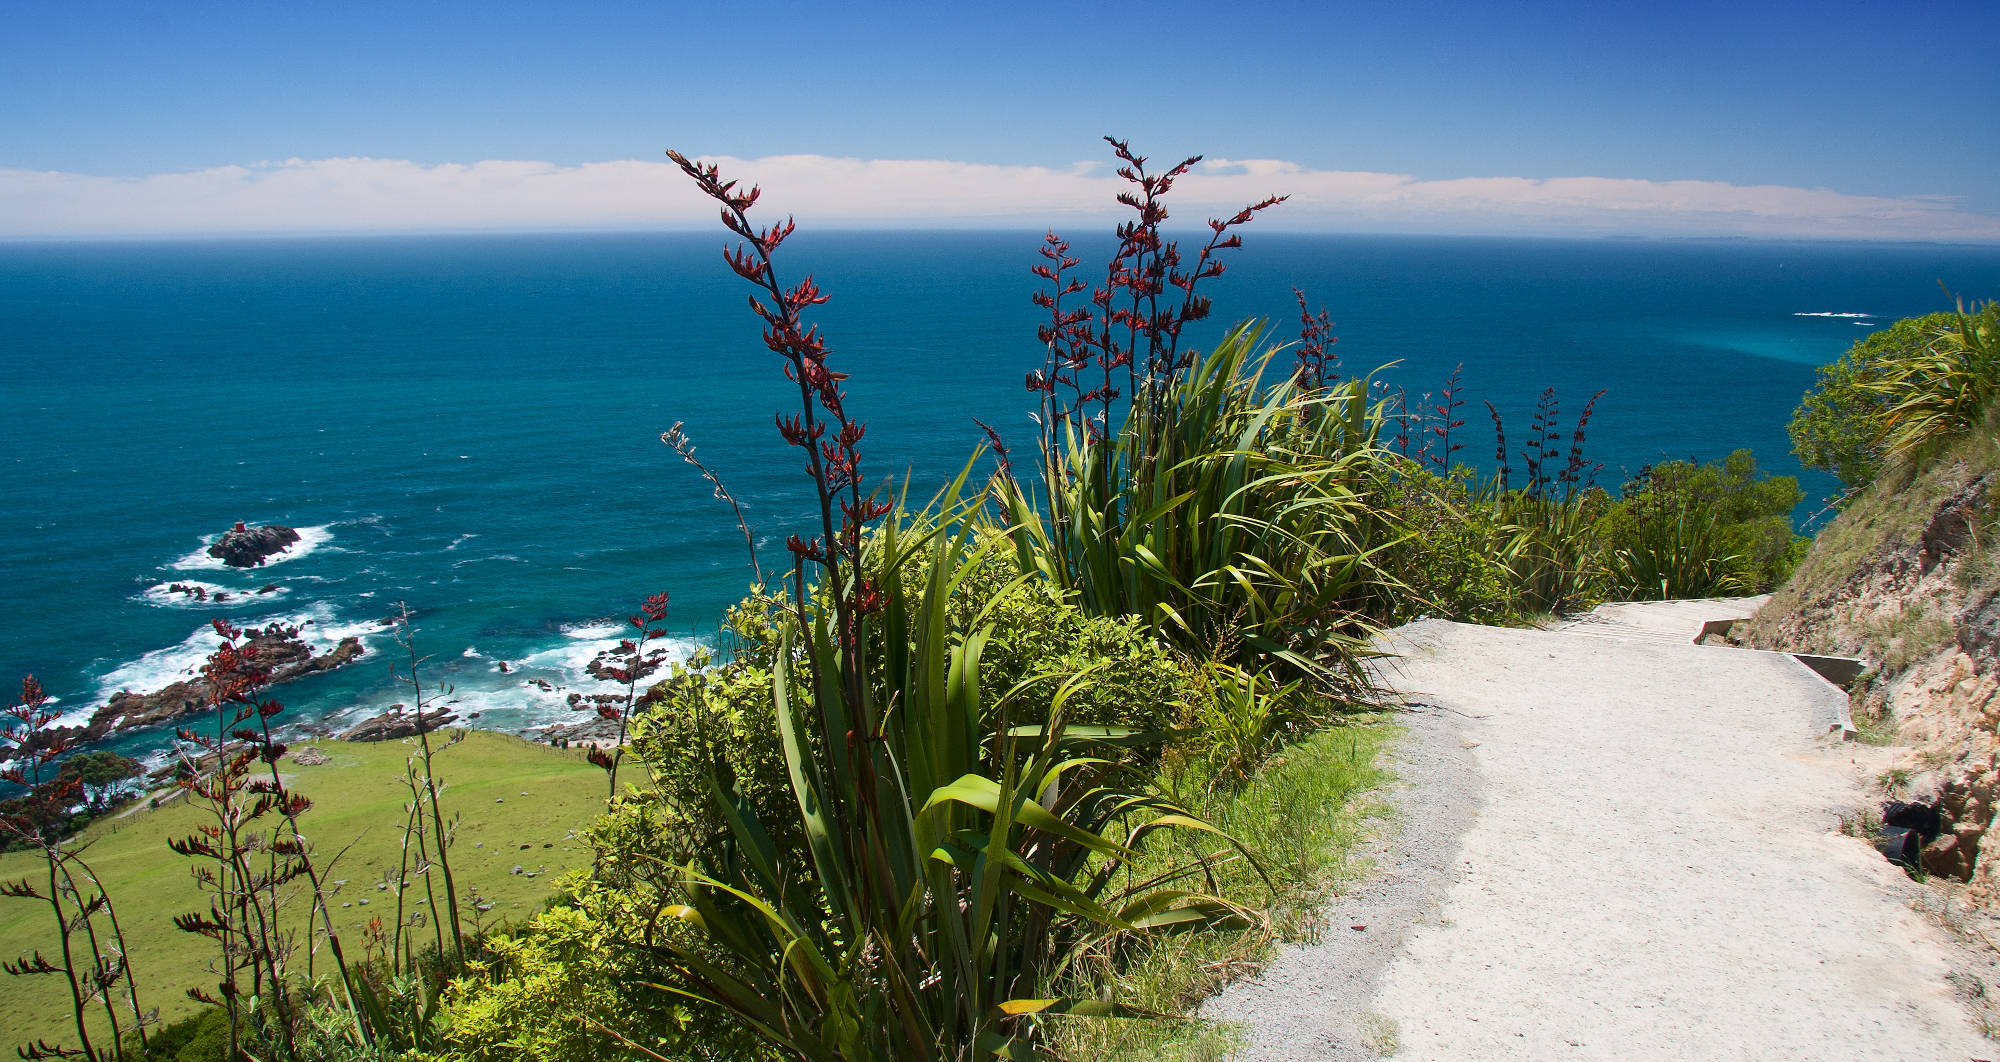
[3,0,1996,238]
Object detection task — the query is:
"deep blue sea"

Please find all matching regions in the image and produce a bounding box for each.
[3,232,1997,760]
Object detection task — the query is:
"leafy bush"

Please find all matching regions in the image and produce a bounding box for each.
[1599,450,1806,596]
[1371,464,1521,625]
[443,893,723,1062]
[1874,300,2000,459]
[1790,304,2000,491]
[953,538,1192,735]
[129,1007,231,1062]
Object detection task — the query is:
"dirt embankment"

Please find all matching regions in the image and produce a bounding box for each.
[1738,418,2000,890]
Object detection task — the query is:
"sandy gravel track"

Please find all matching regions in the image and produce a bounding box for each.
[1206,605,1993,1061]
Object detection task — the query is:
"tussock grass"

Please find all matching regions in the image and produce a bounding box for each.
[1047,717,1395,1061]
[0,731,604,1046]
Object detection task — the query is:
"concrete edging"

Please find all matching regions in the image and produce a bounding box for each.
[1696,617,1861,740]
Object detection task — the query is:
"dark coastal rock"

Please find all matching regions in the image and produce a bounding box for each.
[340,705,459,742]
[0,630,368,764]
[539,714,626,746]
[208,522,301,568]
[86,633,366,738]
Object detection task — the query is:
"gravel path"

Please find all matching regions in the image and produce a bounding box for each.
[1205,605,1993,1061]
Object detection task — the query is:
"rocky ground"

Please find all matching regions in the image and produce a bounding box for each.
[1738,438,1998,892]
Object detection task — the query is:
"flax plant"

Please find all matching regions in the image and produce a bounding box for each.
[1606,502,1754,600]
[634,150,1253,1060]
[1873,298,2000,459]
[386,605,468,969]
[997,325,1399,690]
[2,677,150,1062]
[1479,388,1610,614]
[992,142,1399,691]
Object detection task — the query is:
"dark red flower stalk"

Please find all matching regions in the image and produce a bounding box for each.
[3,676,151,1060]
[668,150,889,687]
[1521,387,1563,500]
[1429,364,1467,471]
[1560,389,1608,502]
[1485,400,1510,492]
[1018,140,1284,470]
[1292,288,1341,391]
[1094,137,1285,428]
[669,152,897,922]
[1029,231,1098,453]
[171,618,373,1050]
[588,592,672,800]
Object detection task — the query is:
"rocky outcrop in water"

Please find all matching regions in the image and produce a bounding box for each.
[84,631,366,738]
[208,522,301,567]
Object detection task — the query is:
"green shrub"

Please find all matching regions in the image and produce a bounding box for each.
[1790,304,1999,491]
[129,1008,231,1062]
[1372,465,1522,625]
[443,904,682,1062]
[630,642,799,870]
[1599,449,1806,594]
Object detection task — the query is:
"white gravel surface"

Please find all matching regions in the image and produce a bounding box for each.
[1205,605,1993,1061]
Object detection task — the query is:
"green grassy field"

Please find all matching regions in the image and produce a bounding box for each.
[0,730,609,1048]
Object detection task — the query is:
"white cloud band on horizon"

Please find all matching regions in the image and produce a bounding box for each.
[1,153,1995,241]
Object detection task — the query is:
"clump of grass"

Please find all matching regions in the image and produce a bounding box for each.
[1046,719,1394,1061]
[1355,1012,1402,1056]
[1851,697,1899,747]
[1838,803,1885,839]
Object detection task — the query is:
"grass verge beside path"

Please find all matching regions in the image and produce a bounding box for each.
[1050,715,1396,1061]
[0,731,605,1047]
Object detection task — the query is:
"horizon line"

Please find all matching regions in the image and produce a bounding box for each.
[3,153,1998,243]
[5,225,2000,248]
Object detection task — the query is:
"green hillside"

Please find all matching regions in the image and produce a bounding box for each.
[0,731,606,1046]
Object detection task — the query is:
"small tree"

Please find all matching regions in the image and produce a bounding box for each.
[56,751,142,815]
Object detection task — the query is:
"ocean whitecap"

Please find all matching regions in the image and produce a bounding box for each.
[141,580,291,608]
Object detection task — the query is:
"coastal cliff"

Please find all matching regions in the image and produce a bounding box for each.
[1738,409,2000,889]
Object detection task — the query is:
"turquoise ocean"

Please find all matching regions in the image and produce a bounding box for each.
[4,232,1998,761]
